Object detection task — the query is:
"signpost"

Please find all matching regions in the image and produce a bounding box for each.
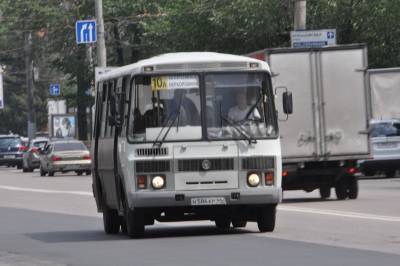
[76,20,97,44]
[291,29,336,48]
[49,84,60,96]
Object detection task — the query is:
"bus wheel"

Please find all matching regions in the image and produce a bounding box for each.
[215,218,231,230]
[319,186,331,199]
[124,207,145,238]
[347,176,358,199]
[257,205,276,232]
[102,204,120,234]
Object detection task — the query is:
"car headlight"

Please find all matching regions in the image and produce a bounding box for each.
[247,173,260,187]
[151,176,165,189]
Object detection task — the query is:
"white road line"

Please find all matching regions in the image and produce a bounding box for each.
[0,185,92,196]
[278,205,400,222]
[1,185,399,222]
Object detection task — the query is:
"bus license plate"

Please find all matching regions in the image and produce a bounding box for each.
[191,197,226,206]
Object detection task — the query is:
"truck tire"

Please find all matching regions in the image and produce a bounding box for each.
[319,186,331,199]
[124,205,145,238]
[215,218,231,230]
[385,170,396,178]
[102,204,121,234]
[257,205,276,232]
[335,178,348,200]
[347,176,358,199]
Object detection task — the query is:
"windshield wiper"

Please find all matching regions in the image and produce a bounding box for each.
[220,114,257,144]
[152,97,183,147]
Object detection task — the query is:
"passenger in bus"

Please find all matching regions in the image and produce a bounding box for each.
[228,89,260,123]
[167,90,200,125]
[144,97,165,127]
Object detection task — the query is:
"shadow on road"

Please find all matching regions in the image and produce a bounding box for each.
[26,226,253,243]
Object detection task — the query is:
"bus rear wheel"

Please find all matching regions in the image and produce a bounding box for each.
[102,204,120,234]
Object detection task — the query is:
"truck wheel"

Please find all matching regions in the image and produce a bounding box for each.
[335,178,348,200]
[232,220,247,228]
[215,218,231,230]
[257,205,276,232]
[102,204,121,234]
[347,176,358,199]
[385,170,396,178]
[319,186,331,199]
[124,205,145,238]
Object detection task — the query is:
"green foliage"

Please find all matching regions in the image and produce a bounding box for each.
[1,0,400,136]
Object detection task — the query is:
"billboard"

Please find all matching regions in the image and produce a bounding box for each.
[0,71,4,109]
[291,29,336,48]
[51,114,76,138]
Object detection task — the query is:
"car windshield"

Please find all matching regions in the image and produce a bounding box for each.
[0,138,20,148]
[205,73,277,140]
[370,122,400,137]
[128,75,202,142]
[53,142,87,152]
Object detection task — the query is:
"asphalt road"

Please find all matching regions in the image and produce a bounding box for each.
[0,167,399,266]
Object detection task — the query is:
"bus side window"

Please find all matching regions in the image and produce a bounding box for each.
[100,82,108,138]
[120,76,130,137]
[107,80,116,138]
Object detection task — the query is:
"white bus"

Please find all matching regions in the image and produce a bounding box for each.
[92,52,292,238]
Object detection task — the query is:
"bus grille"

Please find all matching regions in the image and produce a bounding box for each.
[242,157,274,170]
[135,160,170,173]
[177,158,234,172]
[136,147,168,157]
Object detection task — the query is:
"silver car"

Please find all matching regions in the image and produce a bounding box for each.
[39,140,91,176]
[22,138,48,172]
[359,119,400,177]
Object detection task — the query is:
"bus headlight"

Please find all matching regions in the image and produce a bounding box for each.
[152,175,165,189]
[247,173,260,187]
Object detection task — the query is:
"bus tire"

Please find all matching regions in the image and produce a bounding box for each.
[348,176,358,199]
[257,205,276,232]
[102,204,120,234]
[335,178,348,200]
[125,207,145,238]
[319,186,331,199]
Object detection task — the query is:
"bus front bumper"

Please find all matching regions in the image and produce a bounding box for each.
[128,187,282,208]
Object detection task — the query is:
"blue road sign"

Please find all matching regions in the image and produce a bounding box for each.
[327,31,335,39]
[49,84,60,96]
[76,20,97,44]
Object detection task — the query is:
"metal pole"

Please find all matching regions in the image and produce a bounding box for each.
[25,31,36,139]
[95,0,107,67]
[294,0,307,31]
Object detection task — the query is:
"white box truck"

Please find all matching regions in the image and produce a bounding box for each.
[247,44,371,200]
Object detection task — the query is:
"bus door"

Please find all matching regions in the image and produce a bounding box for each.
[99,80,119,209]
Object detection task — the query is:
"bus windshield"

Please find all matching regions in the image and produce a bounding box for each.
[205,73,277,140]
[129,75,202,142]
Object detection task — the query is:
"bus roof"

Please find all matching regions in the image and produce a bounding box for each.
[96,52,270,82]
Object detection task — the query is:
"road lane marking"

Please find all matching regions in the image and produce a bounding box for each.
[0,185,92,196]
[1,185,399,222]
[278,206,400,222]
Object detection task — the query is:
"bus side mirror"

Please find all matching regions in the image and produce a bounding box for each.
[283,91,293,115]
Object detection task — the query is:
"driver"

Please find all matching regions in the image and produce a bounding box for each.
[228,89,259,123]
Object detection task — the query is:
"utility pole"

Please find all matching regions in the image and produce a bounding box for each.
[95,0,107,67]
[294,0,307,30]
[25,31,36,139]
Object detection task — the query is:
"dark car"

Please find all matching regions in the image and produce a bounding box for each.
[22,138,48,172]
[0,135,27,168]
